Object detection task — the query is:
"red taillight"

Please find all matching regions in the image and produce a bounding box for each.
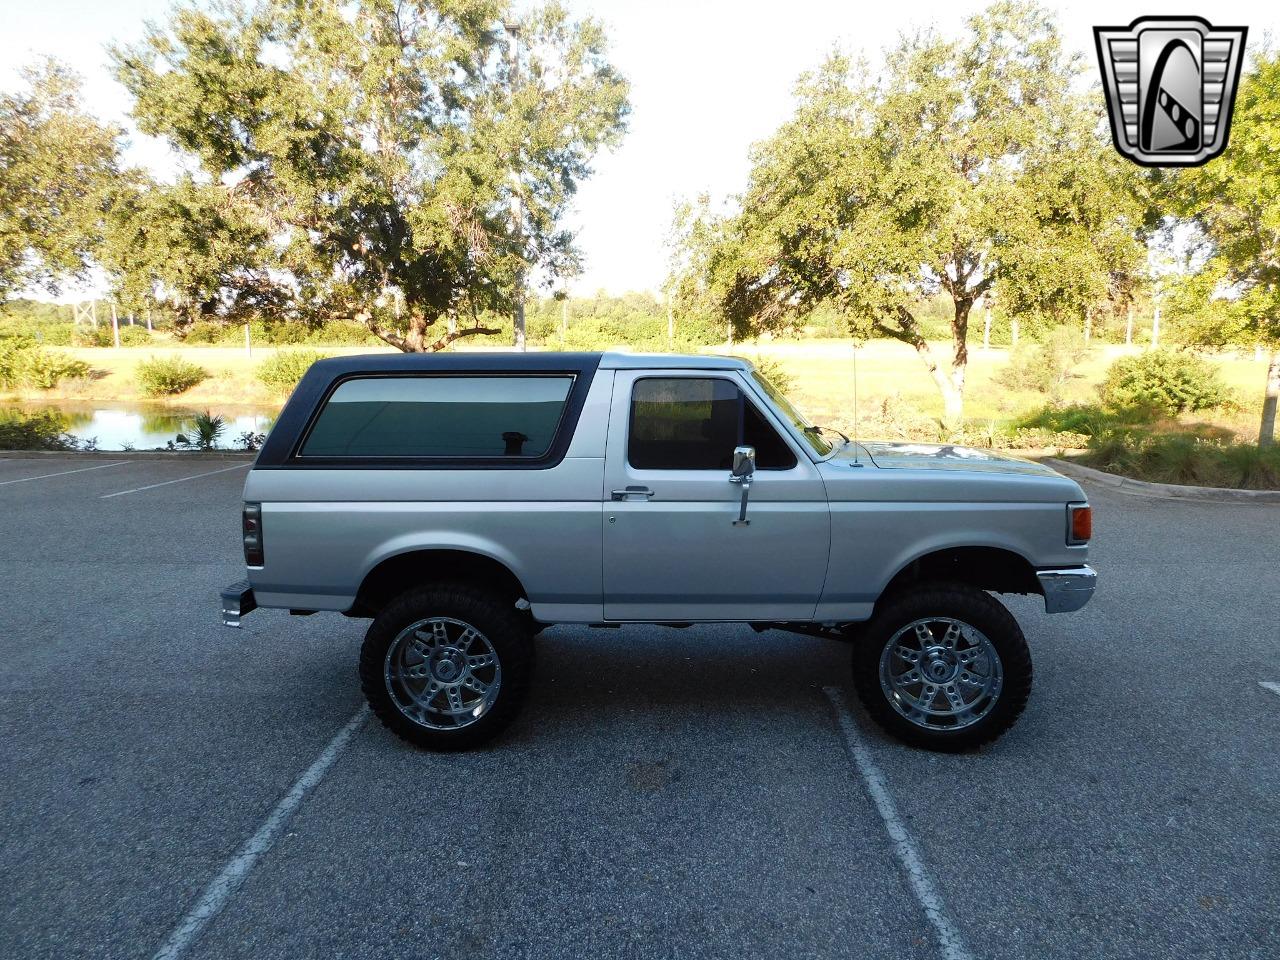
[243,502,264,566]
[1068,504,1091,545]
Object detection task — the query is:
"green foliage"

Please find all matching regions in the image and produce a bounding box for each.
[1079,434,1280,490]
[135,356,209,397]
[1099,351,1230,416]
[72,326,114,347]
[0,300,76,343]
[118,324,152,346]
[0,410,78,450]
[997,327,1090,399]
[256,350,328,393]
[110,0,629,350]
[0,60,121,300]
[0,338,90,389]
[172,411,226,450]
[668,2,1147,424]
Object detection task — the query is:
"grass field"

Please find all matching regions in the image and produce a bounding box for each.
[0,337,1271,445]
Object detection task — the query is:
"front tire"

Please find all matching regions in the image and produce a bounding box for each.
[359,583,533,751]
[851,582,1031,752]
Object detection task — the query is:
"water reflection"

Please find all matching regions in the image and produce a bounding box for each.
[2,403,278,450]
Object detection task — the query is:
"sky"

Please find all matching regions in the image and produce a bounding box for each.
[2,0,1276,300]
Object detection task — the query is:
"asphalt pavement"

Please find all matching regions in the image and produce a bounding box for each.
[0,454,1277,960]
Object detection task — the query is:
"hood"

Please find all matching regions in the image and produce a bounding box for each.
[836,441,1060,478]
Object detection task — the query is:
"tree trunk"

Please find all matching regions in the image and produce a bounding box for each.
[1261,349,1280,448]
[879,307,965,430]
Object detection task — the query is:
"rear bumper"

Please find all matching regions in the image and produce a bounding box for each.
[221,579,257,628]
[1037,565,1096,614]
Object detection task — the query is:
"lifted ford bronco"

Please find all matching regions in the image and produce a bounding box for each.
[222,352,1094,751]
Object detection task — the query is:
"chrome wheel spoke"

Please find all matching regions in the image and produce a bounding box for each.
[894,645,921,665]
[879,617,1003,731]
[385,616,503,731]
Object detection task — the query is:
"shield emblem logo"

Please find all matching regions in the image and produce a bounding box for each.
[1095,17,1247,167]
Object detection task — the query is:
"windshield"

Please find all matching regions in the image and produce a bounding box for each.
[750,369,834,457]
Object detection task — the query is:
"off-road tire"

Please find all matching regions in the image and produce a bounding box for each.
[360,583,533,751]
[851,582,1032,752]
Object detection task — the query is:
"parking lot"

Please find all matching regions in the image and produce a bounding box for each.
[1,452,1277,960]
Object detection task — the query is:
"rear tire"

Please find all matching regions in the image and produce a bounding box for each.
[851,582,1031,752]
[359,583,533,751]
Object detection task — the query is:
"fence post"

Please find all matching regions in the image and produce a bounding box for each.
[111,302,121,348]
[982,307,991,350]
[244,323,252,357]
[146,309,152,332]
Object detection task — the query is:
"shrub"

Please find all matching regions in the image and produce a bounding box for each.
[306,321,380,345]
[72,326,114,347]
[136,356,209,396]
[749,356,795,393]
[998,327,1089,398]
[118,325,153,346]
[256,350,328,392]
[171,411,226,450]
[0,410,77,450]
[1099,350,1230,415]
[0,339,91,390]
[181,321,224,344]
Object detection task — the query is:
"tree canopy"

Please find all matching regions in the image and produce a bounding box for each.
[1168,52,1280,444]
[0,60,121,300]
[109,0,629,350]
[669,1,1148,425]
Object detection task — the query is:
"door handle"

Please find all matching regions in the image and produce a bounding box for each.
[611,486,656,501]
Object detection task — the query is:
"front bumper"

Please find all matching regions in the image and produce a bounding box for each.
[1037,565,1096,614]
[221,579,257,628]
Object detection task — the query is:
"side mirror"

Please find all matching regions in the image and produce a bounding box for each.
[731,445,757,479]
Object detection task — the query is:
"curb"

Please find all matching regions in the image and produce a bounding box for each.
[1046,458,1280,504]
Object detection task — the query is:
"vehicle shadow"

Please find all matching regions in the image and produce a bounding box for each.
[508,623,852,743]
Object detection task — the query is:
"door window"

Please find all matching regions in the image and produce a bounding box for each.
[628,377,796,470]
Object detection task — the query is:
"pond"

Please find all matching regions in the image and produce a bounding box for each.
[2,402,280,451]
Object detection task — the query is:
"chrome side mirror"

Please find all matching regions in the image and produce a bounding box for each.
[729,445,756,525]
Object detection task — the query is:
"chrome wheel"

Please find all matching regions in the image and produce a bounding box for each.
[385,617,502,730]
[878,617,1003,731]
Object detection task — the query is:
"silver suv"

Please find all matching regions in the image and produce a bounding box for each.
[222,352,1094,751]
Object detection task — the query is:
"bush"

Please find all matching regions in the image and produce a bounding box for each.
[1099,350,1230,415]
[0,410,77,450]
[256,350,328,392]
[1079,433,1280,489]
[136,356,209,396]
[118,325,153,346]
[72,326,114,347]
[181,321,224,344]
[998,327,1089,398]
[0,339,91,390]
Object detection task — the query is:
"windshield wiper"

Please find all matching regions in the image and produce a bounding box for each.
[804,424,850,445]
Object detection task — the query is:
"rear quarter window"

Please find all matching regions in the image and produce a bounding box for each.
[300,375,575,459]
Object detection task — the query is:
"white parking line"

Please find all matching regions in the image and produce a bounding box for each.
[0,461,128,486]
[151,705,369,960]
[1260,682,1280,700]
[823,687,974,960]
[100,463,250,499]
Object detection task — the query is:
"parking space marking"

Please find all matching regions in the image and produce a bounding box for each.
[0,461,128,486]
[151,705,368,960]
[1260,682,1280,700]
[823,687,974,960]
[100,463,251,499]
